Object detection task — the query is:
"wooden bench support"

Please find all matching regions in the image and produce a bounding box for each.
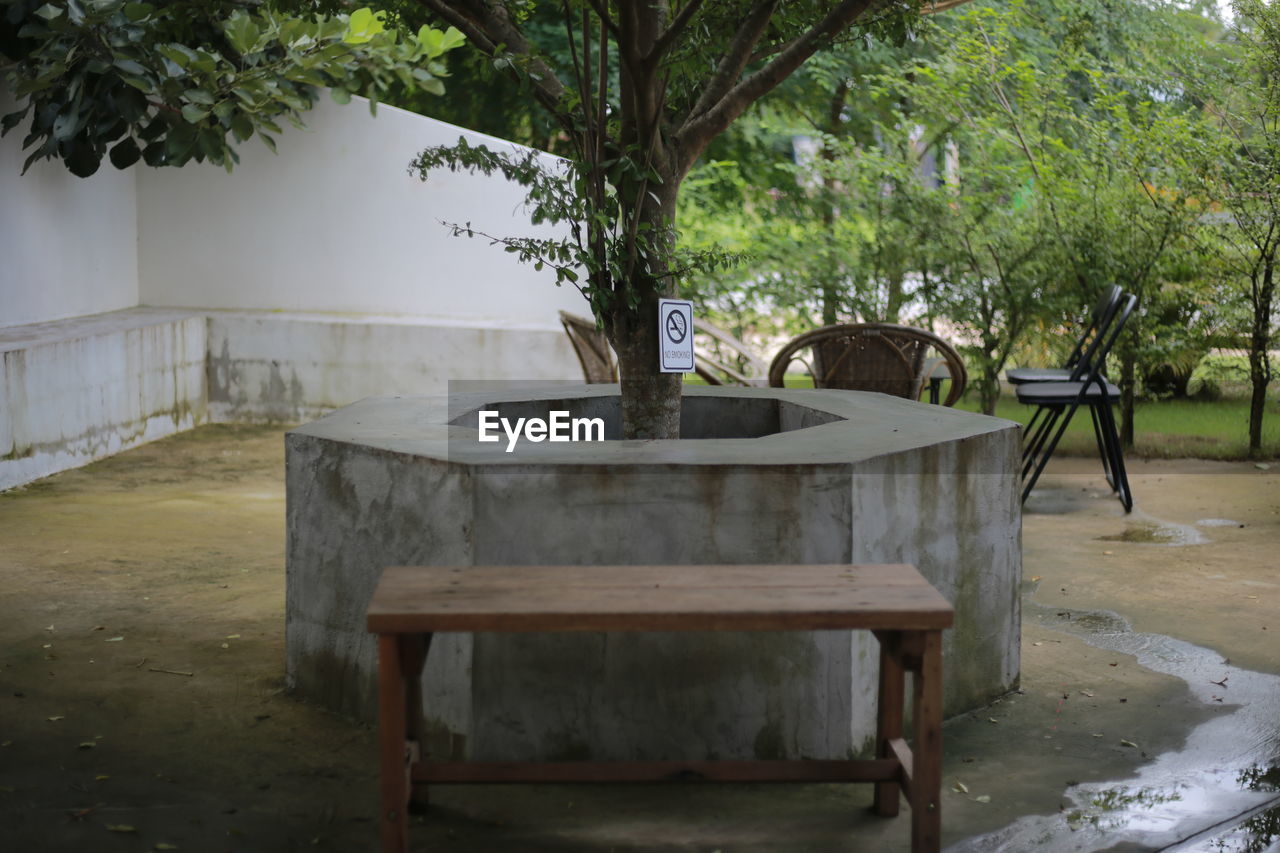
[367,564,953,853]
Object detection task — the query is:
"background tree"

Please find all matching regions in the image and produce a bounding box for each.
[1187,0,1280,457]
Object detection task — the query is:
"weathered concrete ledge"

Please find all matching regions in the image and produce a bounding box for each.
[0,308,207,491]
[285,385,1022,761]
[0,308,581,491]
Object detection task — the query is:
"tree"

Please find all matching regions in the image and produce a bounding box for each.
[1,0,464,176]
[1190,0,1280,457]
[909,0,1212,426]
[406,1,939,439]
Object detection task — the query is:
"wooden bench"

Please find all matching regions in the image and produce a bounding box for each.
[366,563,954,853]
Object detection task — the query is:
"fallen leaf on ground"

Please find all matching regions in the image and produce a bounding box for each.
[974,795,991,803]
[47,716,64,722]
[1120,739,1138,748]
[953,781,969,793]
[78,742,96,750]
[106,824,137,833]
[105,637,124,643]
[95,775,110,781]
[225,634,240,640]
[988,717,999,724]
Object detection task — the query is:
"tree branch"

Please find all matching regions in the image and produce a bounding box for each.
[414,1,571,130]
[646,0,706,62]
[685,1,778,126]
[677,0,877,176]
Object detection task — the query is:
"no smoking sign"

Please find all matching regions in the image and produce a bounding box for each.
[658,298,694,373]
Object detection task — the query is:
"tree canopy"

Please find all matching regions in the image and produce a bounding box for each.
[1,0,463,176]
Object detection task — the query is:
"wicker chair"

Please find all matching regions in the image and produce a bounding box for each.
[768,323,968,406]
[559,311,617,383]
[692,319,770,387]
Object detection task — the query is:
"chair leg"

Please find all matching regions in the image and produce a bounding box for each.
[1096,400,1133,512]
[1021,405,1051,469]
[1088,405,1118,492]
[1022,406,1062,478]
[1022,402,1081,504]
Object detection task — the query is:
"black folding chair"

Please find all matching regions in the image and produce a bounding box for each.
[1009,284,1125,486]
[1007,284,1123,386]
[1018,293,1137,512]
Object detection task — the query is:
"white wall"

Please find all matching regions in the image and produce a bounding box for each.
[137,96,589,324]
[0,87,588,489]
[0,92,140,329]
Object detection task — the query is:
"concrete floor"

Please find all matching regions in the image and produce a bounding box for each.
[0,425,1277,852]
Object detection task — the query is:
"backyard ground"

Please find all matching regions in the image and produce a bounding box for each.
[0,424,1277,851]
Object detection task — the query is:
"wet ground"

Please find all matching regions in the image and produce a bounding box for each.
[0,429,1277,852]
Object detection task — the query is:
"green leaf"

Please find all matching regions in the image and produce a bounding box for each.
[109,137,140,169]
[183,89,215,105]
[344,7,385,45]
[118,75,152,93]
[157,44,196,69]
[122,3,152,23]
[229,113,253,142]
[1,110,26,136]
[223,10,260,56]
[330,87,351,105]
[142,140,166,166]
[180,104,209,123]
[439,26,466,52]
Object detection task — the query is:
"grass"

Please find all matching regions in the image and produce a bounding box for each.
[957,395,1280,461]
[687,373,1280,460]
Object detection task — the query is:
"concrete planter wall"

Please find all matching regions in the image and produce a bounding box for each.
[285,385,1021,761]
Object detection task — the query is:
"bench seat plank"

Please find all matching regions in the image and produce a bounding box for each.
[366,563,954,634]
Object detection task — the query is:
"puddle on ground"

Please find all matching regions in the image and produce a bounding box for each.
[946,601,1280,853]
[1197,518,1244,528]
[1096,517,1209,546]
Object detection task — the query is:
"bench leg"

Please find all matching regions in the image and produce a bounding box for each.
[874,632,904,817]
[378,634,410,853]
[911,630,943,853]
[404,634,432,815]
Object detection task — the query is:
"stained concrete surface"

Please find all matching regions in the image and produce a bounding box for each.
[0,427,1277,852]
[286,388,1021,760]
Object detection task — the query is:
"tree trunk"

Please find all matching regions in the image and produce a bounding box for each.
[612,295,683,439]
[1120,347,1136,450]
[609,165,683,440]
[1247,256,1275,457]
[980,368,1000,416]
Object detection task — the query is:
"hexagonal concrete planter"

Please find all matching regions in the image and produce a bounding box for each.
[285,385,1020,761]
